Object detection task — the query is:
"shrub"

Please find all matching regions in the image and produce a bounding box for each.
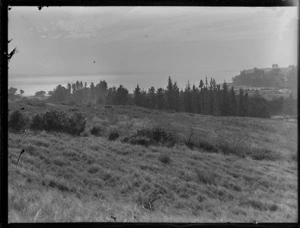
[67,101,76,106]
[108,130,119,141]
[90,126,102,136]
[69,108,79,112]
[197,194,206,203]
[149,127,176,145]
[122,136,153,147]
[198,141,218,152]
[290,153,297,161]
[66,112,86,135]
[195,169,216,185]
[52,158,66,167]
[9,110,27,132]
[88,166,100,174]
[48,180,70,192]
[81,130,90,137]
[25,98,46,107]
[249,148,282,161]
[158,154,171,164]
[217,140,281,161]
[30,110,86,135]
[269,204,279,212]
[30,114,44,130]
[185,136,218,152]
[217,141,246,157]
[122,127,177,147]
[97,97,103,104]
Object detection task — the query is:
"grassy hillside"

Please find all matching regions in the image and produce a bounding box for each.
[8,100,297,222]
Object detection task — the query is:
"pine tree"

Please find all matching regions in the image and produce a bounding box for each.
[140,89,148,108]
[134,84,142,106]
[90,82,95,100]
[203,85,209,114]
[199,79,204,90]
[72,83,76,94]
[198,79,205,114]
[106,87,117,105]
[209,78,214,115]
[184,81,193,113]
[147,86,156,109]
[67,83,71,95]
[115,85,129,105]
[173,82,180,111]
[192,84,198,113]
[215,84,221,116]
[238,89,244,116]
[244,92,249,116]
[221,81,229,116]
[230,87,237,116]
[179,89,185,112]
[166,76,173,110]
[156,88,165,110]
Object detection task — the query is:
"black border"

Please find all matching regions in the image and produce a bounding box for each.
[1,0,299,228]
[1,0,9,227]
[4,0,299,7]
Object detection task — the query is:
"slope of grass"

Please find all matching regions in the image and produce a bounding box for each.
[8,100,297,222]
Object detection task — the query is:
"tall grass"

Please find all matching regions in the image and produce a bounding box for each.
[8,101,297,222]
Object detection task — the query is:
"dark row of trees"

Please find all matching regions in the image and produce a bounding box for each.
[48,77,297,118]
[48,80,109,104]
[232,65,297,88]
[133,77,269,117]
[8,87,47,99]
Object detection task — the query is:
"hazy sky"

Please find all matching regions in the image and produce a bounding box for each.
[8,6,298,93]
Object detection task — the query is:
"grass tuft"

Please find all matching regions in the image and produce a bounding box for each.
[158,154,171,164]
[108,130,119,141]
[90,126,102,136]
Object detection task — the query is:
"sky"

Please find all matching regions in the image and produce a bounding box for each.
[8,6,298,95]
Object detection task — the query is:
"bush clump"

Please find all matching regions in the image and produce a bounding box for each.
[185,137,218,153]
[9,110,27,132]
[198,141,218,152]
[108,130,119,141]
[30,110,86,135]
[90,126,102,136]
[122,127,177,147]
[195,168,216,185]
[67,112,86,135]
[217,140,281,161]
[158,154,171,164]
[247,147,282,161]
[88,165,100,174]
[25,98,46,107]
[122,135,154,147]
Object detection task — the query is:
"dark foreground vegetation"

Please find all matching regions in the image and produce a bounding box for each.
[8,98,297,222]
[9,110,86,136]
[7,108,287,163]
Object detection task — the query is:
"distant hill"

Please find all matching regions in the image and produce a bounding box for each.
[232,65,297,89]
[243,66,294,75]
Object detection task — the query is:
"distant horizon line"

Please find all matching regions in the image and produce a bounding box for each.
[9,65,296,77]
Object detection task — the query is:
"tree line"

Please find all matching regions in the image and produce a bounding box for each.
[45,76,296,118]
